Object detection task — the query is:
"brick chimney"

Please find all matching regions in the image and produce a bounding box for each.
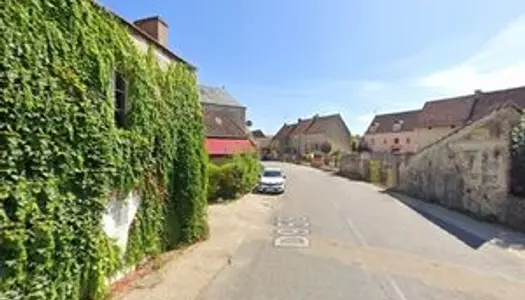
[133,16,169,47]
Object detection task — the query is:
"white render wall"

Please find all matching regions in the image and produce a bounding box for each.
[102,190,140,253]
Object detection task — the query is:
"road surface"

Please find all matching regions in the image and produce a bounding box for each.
[197,162,525,300]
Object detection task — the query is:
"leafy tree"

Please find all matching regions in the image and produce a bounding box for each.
[320,141,332,154]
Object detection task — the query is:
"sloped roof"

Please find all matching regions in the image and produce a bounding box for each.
[306,114,350,135]
[365,110,420,134]
[419,95,475,127]
[273,124,297,141]
[291,118,316,135]
[251,129,266,138]
[199,85,244,107]
[204,110,246,138]
[94,3,194,69]
[470,86,525,122]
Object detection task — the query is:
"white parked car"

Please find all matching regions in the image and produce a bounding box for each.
[257,168,286,194]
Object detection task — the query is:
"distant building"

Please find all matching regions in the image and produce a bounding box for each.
[362,110,420,154]
[199,86,255,159]
[251,130,273,159]
[363,86,525,153]
[272,114,352,157]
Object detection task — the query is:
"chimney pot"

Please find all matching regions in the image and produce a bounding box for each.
[133,16,169,47]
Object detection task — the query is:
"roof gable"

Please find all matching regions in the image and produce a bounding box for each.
[273,123,296,141]
[306,114,347,134]
[470,86,525,122]
[199,85,244,107]
[291,118,315,135]
[365,110,420,134]
[251,129,266,138]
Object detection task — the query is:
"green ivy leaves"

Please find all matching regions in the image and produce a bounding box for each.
[1,0,208,299]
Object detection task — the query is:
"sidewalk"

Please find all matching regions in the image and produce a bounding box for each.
[388,191,525,259]
[114,193,277,300]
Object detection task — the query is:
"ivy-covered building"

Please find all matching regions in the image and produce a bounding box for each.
[1,1,208,299]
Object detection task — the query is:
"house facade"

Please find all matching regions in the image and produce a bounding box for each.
[272,114,352,157]
[363,86,525,153]
[251,130,273,159]
[363,110,420,154]
[199,86,255,159]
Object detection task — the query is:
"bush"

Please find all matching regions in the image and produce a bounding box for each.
[207,154,262,202]
[369,160,381,183]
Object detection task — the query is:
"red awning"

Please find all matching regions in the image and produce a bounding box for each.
[206,138,255,156]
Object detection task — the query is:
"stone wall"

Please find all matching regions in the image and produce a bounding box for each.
[339,152,395,187]
[397,106,525,230]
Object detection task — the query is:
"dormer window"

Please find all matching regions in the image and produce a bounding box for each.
[369,121,380,133]
[393,120,404,132]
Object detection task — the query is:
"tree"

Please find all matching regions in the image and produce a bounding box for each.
[351,135,360,152]
[320,141,332,154]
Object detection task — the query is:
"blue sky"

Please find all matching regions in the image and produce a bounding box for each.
[100,0,525,135]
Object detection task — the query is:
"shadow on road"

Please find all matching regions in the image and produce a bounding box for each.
[381,189,525,251]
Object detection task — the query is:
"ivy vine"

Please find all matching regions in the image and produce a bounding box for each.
[0,1,208,299]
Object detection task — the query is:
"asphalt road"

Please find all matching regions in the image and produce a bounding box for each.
[197,162,525,300]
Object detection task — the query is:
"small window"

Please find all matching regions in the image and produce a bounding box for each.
[370,122,380,133]
[394,138,399,144]
[114,72,127,128]
[383,139,387,144]
[406,137,411,144]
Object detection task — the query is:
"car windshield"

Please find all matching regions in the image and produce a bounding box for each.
[263,170,282,177]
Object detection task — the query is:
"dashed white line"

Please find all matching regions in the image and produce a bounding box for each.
[344,217,368,246]
[388,277,408,300]
[342,215,408,300]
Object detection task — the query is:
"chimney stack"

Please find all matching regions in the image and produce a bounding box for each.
[133,16,169,47]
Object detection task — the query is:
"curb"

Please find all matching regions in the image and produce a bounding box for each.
[389,191,525,260]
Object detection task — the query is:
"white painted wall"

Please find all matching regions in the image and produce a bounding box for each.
[102,190,140,253]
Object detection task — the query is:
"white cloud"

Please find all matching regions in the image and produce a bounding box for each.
[234,14,525,135]
[417,14,525,94]
[357,113,375,124]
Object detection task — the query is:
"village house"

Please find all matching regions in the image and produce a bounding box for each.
[363,86,525,153]
[272,114,352,157]
[251,130,273,158]
[363,110,420,154]
[199,85,255,160]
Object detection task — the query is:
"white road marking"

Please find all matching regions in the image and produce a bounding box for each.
[388,277,408,300]
[344,218,368,246]
[342,216,408,300]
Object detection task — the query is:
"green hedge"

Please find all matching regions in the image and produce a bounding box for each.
[207,154,262,202]
[1,1,208,299]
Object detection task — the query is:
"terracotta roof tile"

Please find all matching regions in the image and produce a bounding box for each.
[291,118,316,135]
[273,124,296,141]
[418,96,475,127]
[365,110,420,134]
[306,114,350,135]
[470,86,525,122]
